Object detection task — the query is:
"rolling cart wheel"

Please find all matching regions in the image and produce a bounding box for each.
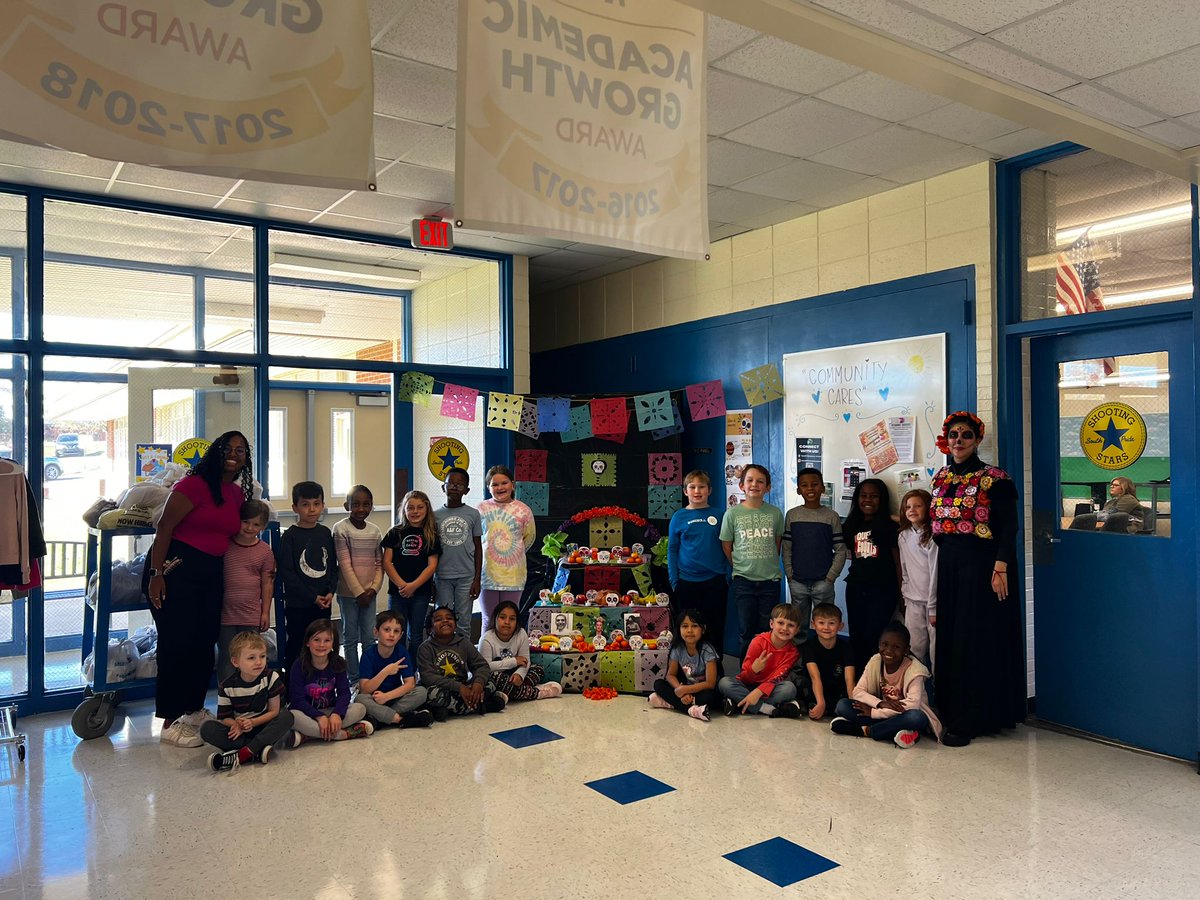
[16,743,23,763]
[72,696,115,740]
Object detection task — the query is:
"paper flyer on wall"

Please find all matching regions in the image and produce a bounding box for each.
[886,416,915,464]
[858,421,899,473]
[794,437,822,478]
[896,468,926,493]
[840,459,867,501]
[135,443,172,483]
[725,409,753,508]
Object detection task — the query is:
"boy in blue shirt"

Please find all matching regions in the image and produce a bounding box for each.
[356,610,433,728]
[667,470,730,658]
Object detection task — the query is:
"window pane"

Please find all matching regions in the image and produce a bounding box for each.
[1059,351,1169,537]
[330,409,353,496]
[268,408,287,500]
[43,201,252,350]
[411,259,502,367]
[1020,151,1192,320]
[0,193,26,341]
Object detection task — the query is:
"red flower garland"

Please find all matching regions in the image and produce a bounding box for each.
[560,506,647,530]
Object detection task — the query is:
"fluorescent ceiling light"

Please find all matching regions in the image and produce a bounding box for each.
[208,300,324,324]
[271,253,421,286]
[1102,284,1192,306]
[1056,203,1191,245]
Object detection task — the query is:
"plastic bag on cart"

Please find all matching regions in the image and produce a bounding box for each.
[260,627,278,661]
[84,555,147,609]
[130,624,157,655]
[82,638,141,683]
[134,650,157,679]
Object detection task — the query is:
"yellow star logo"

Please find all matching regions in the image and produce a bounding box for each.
[440,659,458,676]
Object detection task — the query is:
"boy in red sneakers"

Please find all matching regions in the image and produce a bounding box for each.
[201,631,293,772]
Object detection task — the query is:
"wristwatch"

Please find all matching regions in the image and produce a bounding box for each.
[147,568,161,578]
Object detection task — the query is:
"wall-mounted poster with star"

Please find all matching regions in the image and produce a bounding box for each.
[582,453,616,487]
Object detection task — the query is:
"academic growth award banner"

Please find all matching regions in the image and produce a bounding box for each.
[456,0,708,259]
[0,1,375,189]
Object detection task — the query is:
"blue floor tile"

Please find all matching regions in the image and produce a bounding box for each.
[723,836,838,887]
[585,770,675,805]
[489,724,564,749]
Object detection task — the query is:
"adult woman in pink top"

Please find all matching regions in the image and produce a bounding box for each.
[144,431,254,747]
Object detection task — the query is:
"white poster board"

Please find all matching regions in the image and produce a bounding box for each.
[456,0,708,259]
[783,334,946,518]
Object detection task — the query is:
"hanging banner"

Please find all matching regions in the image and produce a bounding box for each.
[0,1,375,189]
[456,0,707,259]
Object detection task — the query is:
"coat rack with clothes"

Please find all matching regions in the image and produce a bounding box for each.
[0,458,46,594]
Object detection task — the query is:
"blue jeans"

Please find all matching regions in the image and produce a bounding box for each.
[733,577,782,658]
[718,675,797,714]
[435,575,475,638]
[833,697,929,741]
[788,578,835,636]
[389,594,431,661]
[337,595,377,682]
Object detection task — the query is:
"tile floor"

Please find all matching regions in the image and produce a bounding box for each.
[1,694,1199,899]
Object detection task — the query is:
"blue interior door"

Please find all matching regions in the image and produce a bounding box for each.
[1030,318,1196,759]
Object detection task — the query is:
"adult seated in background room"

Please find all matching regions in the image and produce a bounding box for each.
[1069,477,1145,533]
[143,431,255,748]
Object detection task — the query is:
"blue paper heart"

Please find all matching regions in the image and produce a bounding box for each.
[811,390,821,404]
[842,412,851,422]
[926,467,935,477]
[879,387,890,400]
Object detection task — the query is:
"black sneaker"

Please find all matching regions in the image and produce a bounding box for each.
[770,700,802,719]
[830,716,861,736]
[428,705,449,723]
[941,731,972,747]
[722,697,739,717]
[400,709,434,729]
[208,749,241,772]
[481,692,507,714]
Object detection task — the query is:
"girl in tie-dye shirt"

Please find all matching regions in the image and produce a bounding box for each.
[477,465,537,633]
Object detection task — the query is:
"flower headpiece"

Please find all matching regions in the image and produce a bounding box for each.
[935,410,985,455]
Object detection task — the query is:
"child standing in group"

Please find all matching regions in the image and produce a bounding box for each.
[648,608,721,721]
[478,465,536,633]
[276,481,337,669]
[356,610,433,729]
[217,499,275,683]
[801,602,857,720]
[842,478,901,674]
[382,490,441,661]
[667,470,730,658]
[434,468,482,639]
[477,601,561,701]
[418,606,507,716]
[720,464,785,659]
[718,603,802,717]
[201,631,293,772]
[332,484,384,684]
[287,619,372,744]
[782,469,846,638]
[898,489,937,669]
[831,621,941,748]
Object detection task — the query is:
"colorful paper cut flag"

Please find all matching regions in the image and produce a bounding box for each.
[686,380,726,421]
[519,400,541,439]
[651,399,685,440]
[515,449,548,483]
[561,404,593,443]
[595,430,627,445]
[537,397,570,433]
[589,515,622,549]
[440,383,478,421]
[486,391,524,431]
[584,566,621,594]
[631,563,654,595]
[398,371,434,405]
[634,391,673,431]
[516,481,549,516]
[647,452,683,485]
[582,453,617,488]
[590,397,628,437]
[740,363,785,406]
[647,485,682,519]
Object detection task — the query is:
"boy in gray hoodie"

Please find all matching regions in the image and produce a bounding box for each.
[417,606,507,716]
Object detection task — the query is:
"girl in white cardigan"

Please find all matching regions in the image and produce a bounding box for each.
[477,601,562,701]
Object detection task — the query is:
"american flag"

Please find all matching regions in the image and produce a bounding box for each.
[1056,228,1115,375]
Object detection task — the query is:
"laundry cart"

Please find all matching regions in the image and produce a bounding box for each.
[72,526,156,740]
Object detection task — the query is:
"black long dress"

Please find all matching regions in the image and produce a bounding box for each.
[931,454,1026,738]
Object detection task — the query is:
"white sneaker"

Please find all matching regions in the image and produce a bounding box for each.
[180,709,214,728]
[159,720,204,748]
[536,682,563,699]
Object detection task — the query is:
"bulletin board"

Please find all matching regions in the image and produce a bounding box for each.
[783,334,946,517]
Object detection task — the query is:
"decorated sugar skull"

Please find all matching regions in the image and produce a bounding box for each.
[560,592,575,605]
[593,634,607,651]
[529,631,543,648]
[604,592,620,607]
[655,592,670,607]
[590,457,607,476]
[629,634,644,650]
[538,588,551,603]
[585,590,598,606]
[557,635,573,652]
[658,630,672,650]
[611,546,623,558]
[597,550,611,564]
[631,542,644,556]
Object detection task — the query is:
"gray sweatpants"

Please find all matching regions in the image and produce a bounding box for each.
[290,703,366,738]
[355,686,429,724]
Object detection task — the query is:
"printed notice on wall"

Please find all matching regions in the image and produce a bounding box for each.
[886,416,915,464]
[725,409,752,508]
[795,437,822,475]
[0,1,375,189]
[858,420,899,474]
[456,0,708,258]
[840,459,867,501]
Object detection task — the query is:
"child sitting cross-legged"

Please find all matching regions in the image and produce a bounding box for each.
[830,621,942,748]
[718,603,803,718]
[648,608,721,721]
[287,619,373,745]
[478,601,562,701]
[200,630,294,773]
[418,606,507,717]
[355,610,433,729]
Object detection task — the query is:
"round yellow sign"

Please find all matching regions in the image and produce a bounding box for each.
[1079,402,1147,470]
[427,437,469,480]
[173,438,212,468]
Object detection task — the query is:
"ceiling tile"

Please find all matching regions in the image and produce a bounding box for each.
[369,0,403,43]
[976,127,1062,156]
[374,1,457,70]
[0,137,117,178]
[115,163,238,197]
[529,248,614,271]
[707,14,759,62]
[706,70,798,135]
[816,72,950,121]
[991,0,1200,79]
[228,180,348,211]
[905,102,1022,144]
[812,0,971,51]
[875,146,993,184]
[0,166,111,194]
[327,191,445,222]
[401,127,456,170]
[313,213,405,236]
[1099,46,1200,118]
[949,40,1077,93]
[715,36,862,94]
[373,161,455,202]
[726,98,888,156]
[809,125,966,176]
[731,158,872,204]
[372,115,442,161]
[1138,119,1200,150]
[219,199,319,223]
[105,183,223,211]
[707,188,791,222]
[802,176,900,209]
[705,139,793,187]
[735,201,817,230]
[372,53,457,125]
[709,222,748,242]
[900,0,1061,34]
[1054,84,1162,128]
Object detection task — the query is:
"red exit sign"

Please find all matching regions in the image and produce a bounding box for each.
[411,218,454,250]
